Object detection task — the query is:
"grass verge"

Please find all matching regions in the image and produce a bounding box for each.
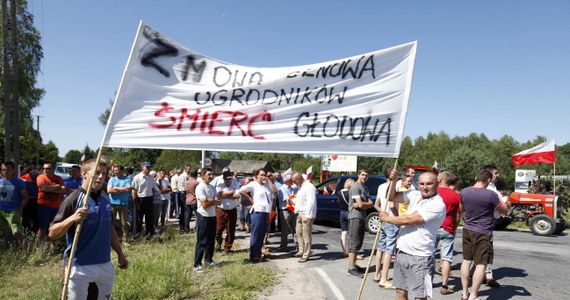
[0,226,275,300]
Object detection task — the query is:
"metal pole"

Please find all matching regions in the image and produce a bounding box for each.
[356,158,399,300]
[60,147,105,300]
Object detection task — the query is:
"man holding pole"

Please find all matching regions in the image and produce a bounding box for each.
[379,171,446,300]
[49,158,128,299]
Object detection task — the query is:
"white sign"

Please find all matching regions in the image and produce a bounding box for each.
[102,22,417,157]
[321,155,357,172]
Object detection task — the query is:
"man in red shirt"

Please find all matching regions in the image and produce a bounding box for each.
[435,171,461,295]
[36,163,67,246]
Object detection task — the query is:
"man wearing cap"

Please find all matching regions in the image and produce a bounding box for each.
[277,174,297,252]
[131,162,159,238]
[215,171,241,253]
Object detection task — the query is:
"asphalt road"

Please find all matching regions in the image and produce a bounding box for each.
[279,222,570,300]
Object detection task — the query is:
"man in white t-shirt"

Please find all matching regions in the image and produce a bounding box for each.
[380,171,446,300]
[193,168,220,273]
[215,171,241,253]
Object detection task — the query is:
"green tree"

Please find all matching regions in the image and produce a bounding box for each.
[102,148,162,169]
[63,150,83,164]
[98,96,114,126]
[292,155,321,183]
[39,141,59,164]
[0,0,45,165]
[443,145,487,188]
[154,150,201,172]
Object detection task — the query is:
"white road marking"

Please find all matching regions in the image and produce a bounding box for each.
[315,267,346,300]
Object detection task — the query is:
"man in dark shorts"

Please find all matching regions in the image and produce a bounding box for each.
[346,169,374,277]
[459,170,508,300]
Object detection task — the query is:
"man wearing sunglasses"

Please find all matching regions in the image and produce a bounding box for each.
[36,163,67,247]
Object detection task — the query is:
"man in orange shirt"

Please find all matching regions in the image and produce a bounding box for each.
[36,163,67,246]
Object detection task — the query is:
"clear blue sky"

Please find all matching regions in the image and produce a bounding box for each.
[28,0,570,156]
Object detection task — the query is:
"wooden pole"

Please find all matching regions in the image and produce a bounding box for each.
[356,158,398,300]
[60,147,105,300]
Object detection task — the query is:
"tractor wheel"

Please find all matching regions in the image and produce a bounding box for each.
[365,212,380,234]
[553,219,567,235]
[529,215,556,236]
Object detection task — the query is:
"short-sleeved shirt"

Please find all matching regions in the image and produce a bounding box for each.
[377,182,398,217]
[63,177,83,190]
[157,178,171,201]
[0,178,27,211]
[170,174,179,192]
[185,177,199,205]
[51,188,112,266]
[37,174,65,208]
[437,187,461,234]
[396,190,446,256]
[240,181,273,213]
[26,180,39,199]
[131,173,156,197]
[348,181,370,220]
[177,172,189,192]
[278,184,298,210]
[216,180,241,210]
[108,176,132,205]
[461,187,501,236]
[196,182,217,217]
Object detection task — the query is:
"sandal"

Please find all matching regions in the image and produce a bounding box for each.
[379,282,395,290]
[373,277,381,282]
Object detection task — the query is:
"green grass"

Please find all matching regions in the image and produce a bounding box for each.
[0,226,275,300]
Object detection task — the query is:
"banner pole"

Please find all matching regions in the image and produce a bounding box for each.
[356,158,399,300]
[60,147,105,300]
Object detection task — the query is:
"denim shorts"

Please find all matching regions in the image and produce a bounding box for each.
[377,222,400,255]
[435,227,455,262]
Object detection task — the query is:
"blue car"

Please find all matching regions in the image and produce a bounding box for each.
[314,175,387,233]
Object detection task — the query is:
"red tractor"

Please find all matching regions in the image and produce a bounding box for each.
[499,192,566,236]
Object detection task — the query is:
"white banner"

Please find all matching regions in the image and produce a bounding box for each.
[321,155,358,172]
[102,22,417,157]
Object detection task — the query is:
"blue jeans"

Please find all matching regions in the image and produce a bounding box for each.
[169,192,178,217]
[249,210,268,259]
[194,214,216,267]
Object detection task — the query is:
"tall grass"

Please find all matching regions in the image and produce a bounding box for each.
[0,226,275,299]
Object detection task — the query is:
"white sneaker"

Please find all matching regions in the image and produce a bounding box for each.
[194,265,204,273]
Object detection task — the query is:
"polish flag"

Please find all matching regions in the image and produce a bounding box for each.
[432,161,439,175]
[512,139,556,166]
[305,165,313,180]
[81,154,86,163]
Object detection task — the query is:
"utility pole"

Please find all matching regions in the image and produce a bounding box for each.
[36,115,41,166]
[2,0,20,167]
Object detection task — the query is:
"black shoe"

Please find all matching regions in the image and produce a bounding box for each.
[347,267,364,277]
[355,265,366,273]
[486,279,501,288]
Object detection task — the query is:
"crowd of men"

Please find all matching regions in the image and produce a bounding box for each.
[341,166,507,300]
[1,160,508,300]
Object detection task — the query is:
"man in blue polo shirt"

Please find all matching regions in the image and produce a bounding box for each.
[107,164,132,244]
[50,158,128,299]
[63,165,83,196]
[0,161,30,247]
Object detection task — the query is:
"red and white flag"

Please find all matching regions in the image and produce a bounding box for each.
[80,154,86,163]
[512,139,556,166]
[305,165,313,180]
[432,161,439,175]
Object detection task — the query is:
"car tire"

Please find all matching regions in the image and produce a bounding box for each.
[365,212,380,234]
[529,214,556,236]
